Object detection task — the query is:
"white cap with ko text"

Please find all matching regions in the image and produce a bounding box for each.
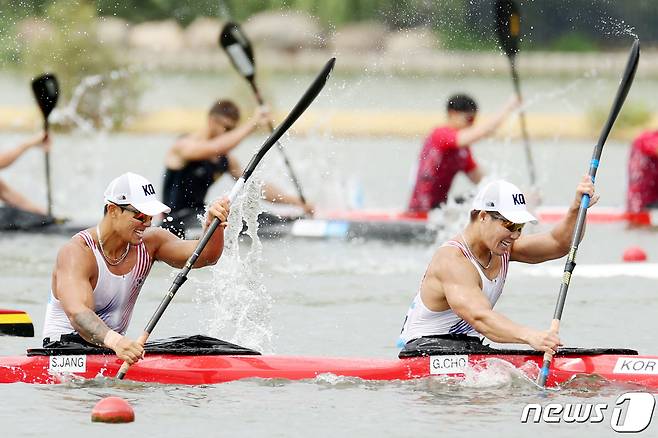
[472,180,537,224]
[104,172,171,216]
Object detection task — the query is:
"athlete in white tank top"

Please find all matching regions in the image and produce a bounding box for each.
[396,178,599,355]
[398,239,509,346]
[42,172,230,367]
[42,230,153,341]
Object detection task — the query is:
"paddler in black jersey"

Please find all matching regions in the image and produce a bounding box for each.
[162,99,313,237]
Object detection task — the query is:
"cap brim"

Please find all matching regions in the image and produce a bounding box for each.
[132,200,171,216]
[499,210,538,224]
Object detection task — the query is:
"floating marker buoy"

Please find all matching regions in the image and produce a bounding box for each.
[91,396,135,423]
[622,246,647,262]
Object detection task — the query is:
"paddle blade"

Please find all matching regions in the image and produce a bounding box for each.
[0,309,34,337]
[31,73,59,119]
[594,39,640,150]
[220,22,255,80]
[242,57,336,181]
[494,0,521,58]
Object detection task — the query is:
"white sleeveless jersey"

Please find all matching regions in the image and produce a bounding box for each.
[397,239,510,346]
[42,230,153,341]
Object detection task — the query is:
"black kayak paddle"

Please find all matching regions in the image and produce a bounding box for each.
[31,73,59,217]
[537,40,640,388]
[494,0,536,186]
[116,57,336,380]
[220,21,309,209]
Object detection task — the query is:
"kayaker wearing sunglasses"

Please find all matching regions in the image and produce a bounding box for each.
[408,94,520,213]
[42,172,230,366]
[398,176,598,354]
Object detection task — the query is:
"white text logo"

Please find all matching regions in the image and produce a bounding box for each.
[521,392,655,433]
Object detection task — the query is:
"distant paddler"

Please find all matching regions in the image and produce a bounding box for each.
[398,176,598,353]
[0,131,51,215]
[42,172,230,365]
[407,94,520,213]
[161,99,314,237]
[627,129,658,213]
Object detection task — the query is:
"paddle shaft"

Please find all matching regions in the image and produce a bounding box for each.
[43,119,52,217]
[248,75,308,206]
[115,215,226,379]
[116,58,336,380]
[508,57,536,185]
[537,40,640,387]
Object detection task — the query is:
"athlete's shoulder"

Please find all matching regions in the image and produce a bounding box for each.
[430,241,478,283]
[56,231,95,270]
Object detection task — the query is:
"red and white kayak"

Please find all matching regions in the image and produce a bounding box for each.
[315,207,658,226]
[286,207,658,241]
[2,350,658,388]
[535,206,658,225]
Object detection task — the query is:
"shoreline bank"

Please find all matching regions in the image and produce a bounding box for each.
[1,107,655,141]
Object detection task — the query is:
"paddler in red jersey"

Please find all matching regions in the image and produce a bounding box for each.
[407,94,520,212]
[627,130,658,213]
[399,176,599,354]
[42,172,230,365]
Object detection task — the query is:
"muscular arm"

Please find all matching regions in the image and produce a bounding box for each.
[150,227,224,268]
[176,121,258,162]
[456,98,519,147]
[226,155,305,208]
[0,133,47,169]
[511,175,598,264]
[0,142,31,169]
[466,167,483,184]
[151,198,229,268]
[435,249,534,344]
[54,241,110,346]
[54,237,146,363]
[71,310,112,346]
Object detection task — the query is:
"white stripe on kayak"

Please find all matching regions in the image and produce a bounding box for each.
[516,263,658,279]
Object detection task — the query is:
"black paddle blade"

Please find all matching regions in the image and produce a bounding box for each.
[220,22,255,80]
[242,57,336,181]
[495,0,521,57]
[594,39,640,151]
[31,73,59,119]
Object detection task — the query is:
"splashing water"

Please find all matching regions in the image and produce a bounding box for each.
[49,68,135,133]
[194,175,274,353]
[428,196,472,246]
[598,18,638,39]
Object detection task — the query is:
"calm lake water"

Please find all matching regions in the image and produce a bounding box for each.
[1,69,658,437]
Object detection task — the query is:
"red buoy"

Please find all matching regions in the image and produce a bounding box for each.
[622,246,647,262]
[91,396,135,423]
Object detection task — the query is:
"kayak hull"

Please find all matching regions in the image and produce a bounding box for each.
[4,206,656,243]
[2,353,658,388]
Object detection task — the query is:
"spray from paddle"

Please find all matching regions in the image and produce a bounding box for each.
[195,174,274,353]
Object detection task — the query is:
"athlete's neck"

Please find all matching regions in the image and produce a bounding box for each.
[96,219,130,258]
[461,227,492,265]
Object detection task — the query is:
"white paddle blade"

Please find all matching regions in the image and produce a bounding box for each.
[226,44,254,77]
